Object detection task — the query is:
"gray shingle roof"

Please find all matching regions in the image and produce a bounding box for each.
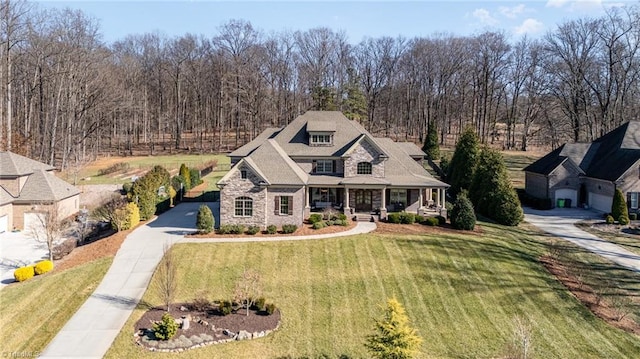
[15,169,80,202]
[525,120,640,181]
[396,142,426,158]
[229,128,282,158]
[0,186,14,205]
[0,151,54,177]
[375,138,449,187]
[306,116,336,132]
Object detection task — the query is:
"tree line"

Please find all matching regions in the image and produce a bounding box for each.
[2,0,640,170]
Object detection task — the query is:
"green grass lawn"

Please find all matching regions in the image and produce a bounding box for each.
[105,223,640,359]
[63,154,229,185]
[0,257,112,354]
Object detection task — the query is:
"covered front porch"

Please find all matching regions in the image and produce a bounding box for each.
[303,185,447,220]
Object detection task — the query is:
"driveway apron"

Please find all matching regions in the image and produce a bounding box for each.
[524,207,640,272]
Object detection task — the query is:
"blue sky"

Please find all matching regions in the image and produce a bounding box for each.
[37,0,633,44]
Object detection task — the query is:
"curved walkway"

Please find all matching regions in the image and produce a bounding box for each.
[40,202,375,359]
[524,207,640,272]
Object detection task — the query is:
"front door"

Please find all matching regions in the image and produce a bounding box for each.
[355,189,372,212]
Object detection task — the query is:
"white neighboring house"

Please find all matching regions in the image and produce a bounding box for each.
[0,151,80,233]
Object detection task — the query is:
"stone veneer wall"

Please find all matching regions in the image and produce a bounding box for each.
[220,164,267,227]
[344,140,384,178]
[266,187,305,227]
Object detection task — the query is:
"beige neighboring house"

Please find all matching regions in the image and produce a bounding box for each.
[218,111,449,228]
[524,120,640,213]
[0,151,80,233]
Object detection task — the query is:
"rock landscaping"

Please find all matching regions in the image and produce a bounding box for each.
[134,303,281,352]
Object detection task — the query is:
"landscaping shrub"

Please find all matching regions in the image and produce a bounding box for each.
[326,220,335,226]
[122,182,133,195]
[619,215,630,226]
[606,215,615,224]
[265,303,277,315]
[387,213,401,224]
[217,224,233,234]
[219,300,233,316]
[189,168,202,188]
[230,224,246,234]
[254,297,267,311]
[435,215,446,225]
[312,221,327,230]
[424,217,439,226]
[337,219,349,226]
[308,214,323,224]
[98,162,129,176]
[14,266,35,282]
[179,163,192,190]
[191,291,211,311]
[451,192,476,230]
[282,224,297,234]
[399,212,415,224]
[196,204,214,234]
[337,213,347,221]
[415,215,425,224]
[611,189,629,224]
[246,225,260,235]
[34,260,54,275]
[322,207,338,220]
[266,225,277,234]
[447,126,479,197]
[630,213,638,221]
[153,313,178,340]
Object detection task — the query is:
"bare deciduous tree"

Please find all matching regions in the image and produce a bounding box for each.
[28,202,63,262]
[153,244,178,312]
[233,268,261,316]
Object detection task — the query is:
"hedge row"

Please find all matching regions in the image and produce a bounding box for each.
[14,260,54,283]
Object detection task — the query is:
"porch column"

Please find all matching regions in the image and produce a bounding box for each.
[380,187,387,220]
[427,188,433,202]
[440,187,448,218]
[440,188,446,206]
[436,188,441,207]
[304,186,311,219]
[343,186,351,215]
[418,188,426,216]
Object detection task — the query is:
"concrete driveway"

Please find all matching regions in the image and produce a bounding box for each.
[524,207,640,272]
[0,231,49,289]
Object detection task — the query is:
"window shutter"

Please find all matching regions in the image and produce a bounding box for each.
[332,160,336,173]
[274,196,280,215]
[288,196,293,215]
[312,160,317,173]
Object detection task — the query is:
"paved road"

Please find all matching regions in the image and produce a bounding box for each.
[524,207,640,272]
[40,202,376,358]
[0,231,49,290]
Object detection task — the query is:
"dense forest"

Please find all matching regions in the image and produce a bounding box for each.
[1,0,640,170]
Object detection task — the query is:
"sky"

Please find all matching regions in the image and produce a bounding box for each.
[36,0,634,44]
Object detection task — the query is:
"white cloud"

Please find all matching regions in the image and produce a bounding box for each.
[472,8,498,26]
[499,4,527,19]
[546,0,613,12]
[546,0,570,8]
[514,18,545,35]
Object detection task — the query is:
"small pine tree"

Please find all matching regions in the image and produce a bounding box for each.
[126,202,140,229]
[365,297,422,359]
[451,191,476,230]
[611,189,629,223]
[179,163,191,191]
[448,126,480,198]
[196,204,214,234]
[422,122,440,161]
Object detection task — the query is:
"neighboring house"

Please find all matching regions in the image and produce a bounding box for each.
[524,120,640,213]
[0,151,80,232]
[218,111,449,228]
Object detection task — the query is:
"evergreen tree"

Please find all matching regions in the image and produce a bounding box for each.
[447,127,480,198]
[196,204,215,233]
[611,189,629,223]
[451,191,476,230]
[312,86,337,111]
[422,122,440,161]
[365,297,422,359]
[343,68,367,122]
[179,163,191,190]
[469,147,523,226]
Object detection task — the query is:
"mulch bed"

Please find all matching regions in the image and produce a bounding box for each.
[540,255,640,336]
[187,220,357,238]
[134,303,281,351]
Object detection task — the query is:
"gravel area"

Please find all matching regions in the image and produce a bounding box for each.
[78,184,122,209]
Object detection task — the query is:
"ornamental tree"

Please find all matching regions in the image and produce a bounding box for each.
[365,297,422,359]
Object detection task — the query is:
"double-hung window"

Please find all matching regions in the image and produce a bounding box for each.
[315,159,333,173]
[234,197,253,217]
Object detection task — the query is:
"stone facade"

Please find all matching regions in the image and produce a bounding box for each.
[344,140,385,178]
[266,187,305,227]
[220,164,267,228]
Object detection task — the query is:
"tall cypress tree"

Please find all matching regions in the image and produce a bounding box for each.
[611,189,629,222]
[422,122,440,161]
[447,127,480,198]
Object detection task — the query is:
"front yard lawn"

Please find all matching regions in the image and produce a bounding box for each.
[106,223,640,358]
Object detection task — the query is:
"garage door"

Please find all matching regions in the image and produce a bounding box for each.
[589,192,613,213]
[555,189,577,208]
[0,215,7,233]
[23,212,45,233]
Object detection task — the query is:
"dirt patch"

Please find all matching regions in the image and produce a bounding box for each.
[373,221,483,236]
[540,255,640,336]
[78,184,122,210]
[188,220,357,238]
[134,304,280,351]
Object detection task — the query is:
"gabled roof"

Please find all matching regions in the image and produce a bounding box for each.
[0,186,14,205]
[524,120,640,181]
[16,169,80,202]
[396,142,426,158]
[375,137,449,187]
[229,127,282,158]
[307,115,336,132]
[0,151,54,177]
[342,134,388,159]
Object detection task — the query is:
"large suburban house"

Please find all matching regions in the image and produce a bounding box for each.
[0,151,80,233]
[524,120,640,213]
[217,111,449,228]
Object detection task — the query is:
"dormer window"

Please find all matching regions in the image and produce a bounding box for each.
[310,133,332,145]
[357,162,372,175]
